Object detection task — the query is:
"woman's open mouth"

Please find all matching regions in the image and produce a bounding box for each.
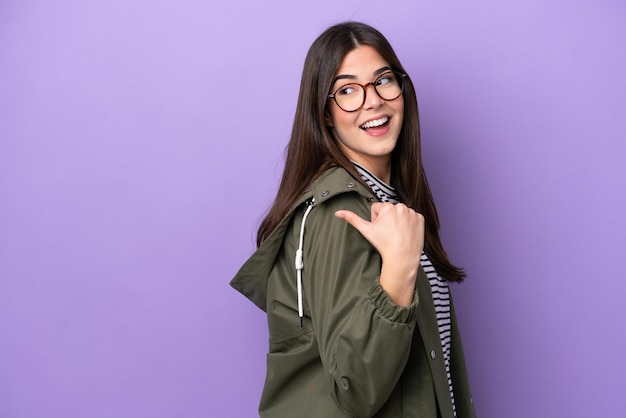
[360,116,389,130]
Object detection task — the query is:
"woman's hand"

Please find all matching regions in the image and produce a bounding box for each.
[335,202,424,307]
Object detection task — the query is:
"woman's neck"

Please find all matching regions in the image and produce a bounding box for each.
[351,158,391,184]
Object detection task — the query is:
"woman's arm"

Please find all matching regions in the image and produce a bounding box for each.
[303,195,423,417]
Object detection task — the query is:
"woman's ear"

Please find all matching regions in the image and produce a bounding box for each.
[324,112,334,128]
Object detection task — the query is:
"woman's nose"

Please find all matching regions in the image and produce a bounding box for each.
[363,84,384,110]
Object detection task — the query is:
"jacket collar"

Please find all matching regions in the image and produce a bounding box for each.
[295,165,375,209]
[230,166,374,311]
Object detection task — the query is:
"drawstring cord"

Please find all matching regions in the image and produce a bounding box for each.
[295,197,315,328]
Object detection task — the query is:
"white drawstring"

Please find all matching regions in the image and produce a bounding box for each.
[295,198,314,328]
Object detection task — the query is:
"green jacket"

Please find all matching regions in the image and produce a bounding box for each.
[231,166,477,418]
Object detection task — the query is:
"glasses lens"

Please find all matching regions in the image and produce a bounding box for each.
[334,84,364,112]
[375,72,403,101]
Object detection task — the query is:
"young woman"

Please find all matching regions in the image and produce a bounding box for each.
[231,21,476,418]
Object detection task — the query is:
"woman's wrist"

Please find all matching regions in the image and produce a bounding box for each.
[379,262,418,307]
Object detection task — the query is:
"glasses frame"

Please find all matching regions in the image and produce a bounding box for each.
[328,71,407,113]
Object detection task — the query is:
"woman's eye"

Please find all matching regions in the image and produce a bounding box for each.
[338,85,358,96]
[376,74,394,86]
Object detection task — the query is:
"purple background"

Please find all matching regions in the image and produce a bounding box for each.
[1,1,625,417]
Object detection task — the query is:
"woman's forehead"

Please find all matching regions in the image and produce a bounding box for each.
[334,46,390,82]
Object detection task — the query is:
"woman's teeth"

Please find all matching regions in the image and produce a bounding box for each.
[360,116,389,129]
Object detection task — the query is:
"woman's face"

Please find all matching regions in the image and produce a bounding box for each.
[327,45,404,176]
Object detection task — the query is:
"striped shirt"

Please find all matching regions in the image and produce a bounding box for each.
[353,162,457,417]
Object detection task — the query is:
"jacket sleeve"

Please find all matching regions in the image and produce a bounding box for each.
[302,193,419,417]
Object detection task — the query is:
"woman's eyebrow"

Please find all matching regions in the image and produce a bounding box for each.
[373,66,392,76]
[333,74,356,83]
[332,66,393,84]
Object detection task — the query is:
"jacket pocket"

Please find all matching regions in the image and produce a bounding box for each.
[268,299,313,349]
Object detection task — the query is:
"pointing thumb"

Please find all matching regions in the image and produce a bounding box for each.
[335,210,370,234]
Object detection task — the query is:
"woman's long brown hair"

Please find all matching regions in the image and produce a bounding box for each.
[257,22,465,282]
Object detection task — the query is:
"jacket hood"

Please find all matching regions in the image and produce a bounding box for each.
[230,166,375,311]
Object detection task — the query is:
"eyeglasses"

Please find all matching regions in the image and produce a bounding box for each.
[328,71,406,112]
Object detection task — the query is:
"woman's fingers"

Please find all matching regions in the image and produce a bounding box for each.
[335,203,424,259]
[336,202,424,305]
